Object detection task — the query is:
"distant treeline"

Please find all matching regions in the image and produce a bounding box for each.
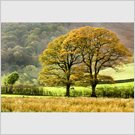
[2,23,96,75]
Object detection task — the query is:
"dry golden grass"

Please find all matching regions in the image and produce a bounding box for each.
[1,97,134,112]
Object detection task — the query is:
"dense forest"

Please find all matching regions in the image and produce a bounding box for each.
[1,23,134,85]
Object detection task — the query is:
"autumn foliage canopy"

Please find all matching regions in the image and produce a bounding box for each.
[39,26,132,97]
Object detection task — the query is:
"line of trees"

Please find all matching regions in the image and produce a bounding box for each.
[39,26,132,97]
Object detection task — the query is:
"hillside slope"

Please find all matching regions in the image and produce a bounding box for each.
[1,23,134,85]
[100,63,134,81]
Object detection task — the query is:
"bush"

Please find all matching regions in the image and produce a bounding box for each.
[1,84,43,96]
[7,72,19,85]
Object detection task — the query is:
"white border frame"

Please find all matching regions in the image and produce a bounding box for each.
[0,0,135,135]
[1,1,134,22]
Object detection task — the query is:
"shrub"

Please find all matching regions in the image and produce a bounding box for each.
[7,72,19,85]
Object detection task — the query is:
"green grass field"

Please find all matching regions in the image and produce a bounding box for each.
[41,82,134,95]
[100,63,134,80]
[1,94,54,98]
[1,64,134,112]
[43,82,134,91]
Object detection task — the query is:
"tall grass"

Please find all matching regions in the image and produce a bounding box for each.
[1,97,134,112]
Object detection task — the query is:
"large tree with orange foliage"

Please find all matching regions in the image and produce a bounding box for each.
[39,26,132,97]
[64,26,132,97]
[39,34,82,97]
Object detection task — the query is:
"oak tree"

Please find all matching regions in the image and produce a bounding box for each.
[65,26,132,97]
[39,34,82,97]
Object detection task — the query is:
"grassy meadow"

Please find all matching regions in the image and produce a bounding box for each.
[100,63,134,80]
[1,82,134,112]
[1,97,134,112]
[1,63,134,112]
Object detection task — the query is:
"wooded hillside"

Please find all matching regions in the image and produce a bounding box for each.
[1,23,134,84]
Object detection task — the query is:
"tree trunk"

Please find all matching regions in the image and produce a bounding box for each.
[91,85,97,97]
[66,84,70,97]
[9,85,13,94]
[6,87,7,94]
